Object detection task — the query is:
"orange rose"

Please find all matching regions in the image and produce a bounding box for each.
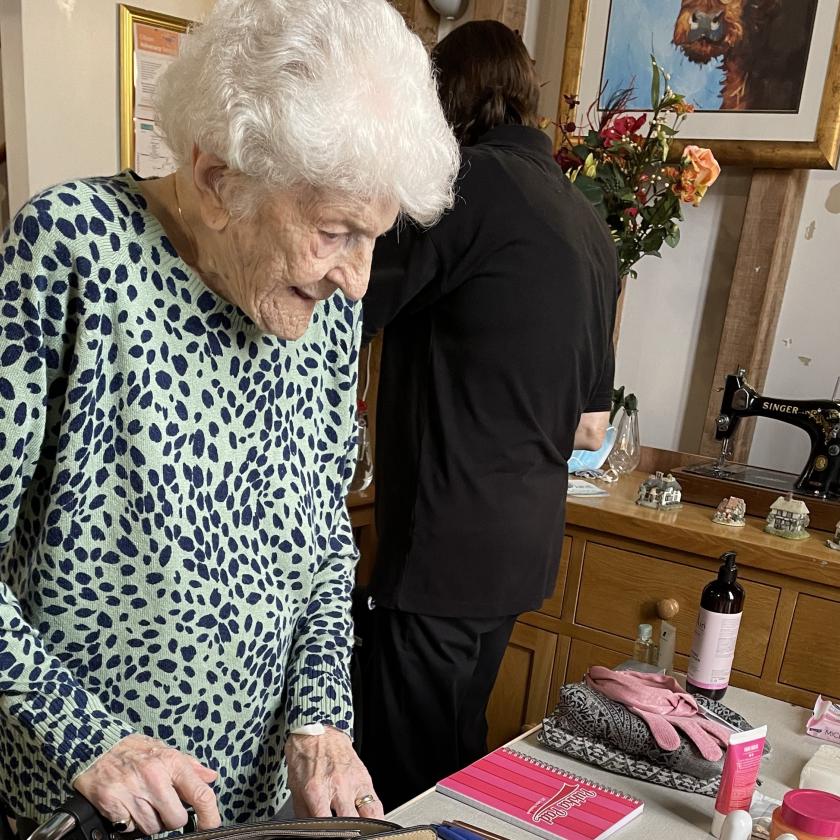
[673,178,697,205]
[672,100,695,115]
[682,145,720,203]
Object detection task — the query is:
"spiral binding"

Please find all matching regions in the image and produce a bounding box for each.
[502,748,642,805]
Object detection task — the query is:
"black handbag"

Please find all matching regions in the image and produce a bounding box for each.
[24,796,436,840]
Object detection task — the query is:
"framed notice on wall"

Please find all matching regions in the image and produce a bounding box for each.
[119,5,193,176]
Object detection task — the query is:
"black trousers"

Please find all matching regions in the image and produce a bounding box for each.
[358,607,516,812]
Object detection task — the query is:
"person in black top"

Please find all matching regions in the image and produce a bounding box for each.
[359,21,619,810]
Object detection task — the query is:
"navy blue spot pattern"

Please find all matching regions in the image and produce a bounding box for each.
[0,174,360,822]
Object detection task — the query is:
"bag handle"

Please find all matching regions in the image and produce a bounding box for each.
[27,797,432,840]
[26,795,197,840]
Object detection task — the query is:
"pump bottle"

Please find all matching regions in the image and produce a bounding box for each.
[686,551,745,700]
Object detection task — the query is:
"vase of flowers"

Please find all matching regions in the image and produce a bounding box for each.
[551,57,721,280]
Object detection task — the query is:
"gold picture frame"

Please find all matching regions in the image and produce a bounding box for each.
[558,0,840,169]
[119,4,192,172]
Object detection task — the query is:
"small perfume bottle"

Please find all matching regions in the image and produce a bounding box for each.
[633,623,659,665]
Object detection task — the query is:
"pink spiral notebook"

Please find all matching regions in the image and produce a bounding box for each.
[436,747,644,840]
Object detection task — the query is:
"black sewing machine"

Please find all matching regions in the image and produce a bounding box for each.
[683,368,840,500]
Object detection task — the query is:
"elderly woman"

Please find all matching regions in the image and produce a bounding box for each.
[0,0,457,834]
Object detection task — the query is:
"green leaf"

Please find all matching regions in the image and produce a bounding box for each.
[610,386,626,423]
[651,57,661,108]
[647,192,679,227]
[599,163,626,192]
[642,230,665,252]
[665,227,681,248]
[572,174,606,210]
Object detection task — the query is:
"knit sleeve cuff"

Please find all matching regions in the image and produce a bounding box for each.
[14,687,135,783]
[284,656,354,739]
[5,696,134,820]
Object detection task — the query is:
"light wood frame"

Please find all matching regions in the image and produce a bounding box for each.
[119,5,192,171]
[558,0,840,169]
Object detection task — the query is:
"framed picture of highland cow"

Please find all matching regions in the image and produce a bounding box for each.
[559,0,840,168]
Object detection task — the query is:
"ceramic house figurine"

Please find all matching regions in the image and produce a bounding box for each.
[636,471,682,509]
[827,521,840,551]
[765,492,810,540]
[713,496,747,527]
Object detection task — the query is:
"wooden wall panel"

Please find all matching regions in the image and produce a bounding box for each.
[388,0,439,49]
[471,0,527,32]
[699,169,808,461]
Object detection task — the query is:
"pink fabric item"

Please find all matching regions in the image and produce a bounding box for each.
[585,666,732,761]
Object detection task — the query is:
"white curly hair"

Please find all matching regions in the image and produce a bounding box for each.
[156,0,459,224]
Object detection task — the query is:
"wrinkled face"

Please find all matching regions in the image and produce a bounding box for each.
[224,189,399,339]
[673,0,745,63]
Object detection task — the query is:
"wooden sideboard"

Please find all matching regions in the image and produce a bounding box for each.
[348,483,376,582]
[485,471,840,750]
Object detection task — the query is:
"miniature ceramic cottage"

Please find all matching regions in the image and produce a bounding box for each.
[827,521,840,551]
[636,471,682,509]
[765,492,810,540]
[713,496,747,527]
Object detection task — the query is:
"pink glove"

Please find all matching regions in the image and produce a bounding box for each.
[585,666,731,760]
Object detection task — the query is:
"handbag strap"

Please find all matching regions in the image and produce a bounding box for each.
[29,798,436,840]
[188,820,437,840]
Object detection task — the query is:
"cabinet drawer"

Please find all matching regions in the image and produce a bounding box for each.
[780,594,840,697]
[565,639,627,684]
[576,542,779,677]
[538,536,572,618]
[487,622,557,750]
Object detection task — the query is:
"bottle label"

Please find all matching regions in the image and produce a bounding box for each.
[686,607,743,690]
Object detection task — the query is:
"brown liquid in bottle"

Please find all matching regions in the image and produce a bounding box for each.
[686,551,745,701]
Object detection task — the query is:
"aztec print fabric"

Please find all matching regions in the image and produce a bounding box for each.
[539,682,770,798]
[0,173,360,822]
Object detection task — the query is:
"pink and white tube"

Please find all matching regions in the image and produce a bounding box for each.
[712,725,768,838]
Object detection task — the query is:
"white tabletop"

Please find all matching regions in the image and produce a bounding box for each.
[387,687,817,838]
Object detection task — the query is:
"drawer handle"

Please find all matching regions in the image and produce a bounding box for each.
[657,598,680,620]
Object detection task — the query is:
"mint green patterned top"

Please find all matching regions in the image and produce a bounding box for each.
[0,173,360,822]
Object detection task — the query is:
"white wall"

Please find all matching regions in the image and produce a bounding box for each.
[0,0,213,214]
[749,169,840,473]
[615,171,751,453]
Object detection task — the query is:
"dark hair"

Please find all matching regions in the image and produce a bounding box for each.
[432,20,540,146]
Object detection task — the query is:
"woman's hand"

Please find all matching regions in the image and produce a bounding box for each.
[285,727,384,819]
[73,734,222,835]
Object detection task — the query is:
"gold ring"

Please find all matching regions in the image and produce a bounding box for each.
[354,794,376,809]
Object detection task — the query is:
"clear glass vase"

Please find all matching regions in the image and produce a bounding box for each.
[607,408,641,474]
